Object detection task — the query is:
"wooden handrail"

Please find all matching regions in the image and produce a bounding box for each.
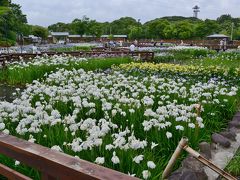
[0,132,138,180]
[0,163,32,180]
[0,51,155,67]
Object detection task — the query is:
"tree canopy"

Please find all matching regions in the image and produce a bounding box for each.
[47,14,240,40]
[0,0,28,45]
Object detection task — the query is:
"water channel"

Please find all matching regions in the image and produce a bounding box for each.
[0,83,24,102]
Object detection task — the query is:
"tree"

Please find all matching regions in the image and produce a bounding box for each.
[48,22,70,32]
[195,22,207,38]
[32,26,48,39]
[88,22,103,38]
[217,14,233,24]
[108,34,114,40]
[128,26,143,40]
[0,0,27,45]
[195,19,220,38]
[0,0,9,6]
[110,17,140,35]
[163,24,176,39]
[71,19,86,35]
[219,21,233,36]
[233,27,240,40]
[144,19,169,39]
[160,16,200,22]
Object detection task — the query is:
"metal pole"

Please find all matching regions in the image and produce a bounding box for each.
[231,22,234,41]
[138,19,140,46]
[20,34,23,54]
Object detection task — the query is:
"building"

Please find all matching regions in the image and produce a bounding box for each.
[100,35,128,42]
[68,35,81,43]
[21,35,41,45]
[206,34,230,40]
[48,32,69,44]
[47,32,128,44]
[29,35,42,44]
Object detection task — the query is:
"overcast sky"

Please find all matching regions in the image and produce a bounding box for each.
[12,0,239,27]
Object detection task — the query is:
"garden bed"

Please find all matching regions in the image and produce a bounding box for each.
[0,51,240,179]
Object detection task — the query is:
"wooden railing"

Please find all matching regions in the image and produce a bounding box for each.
[198,44,238,50]
[0,132,138,180]
[136,39,240,45]
[0,55,8,67]
[0,51,154,67]
[125,40,240,49]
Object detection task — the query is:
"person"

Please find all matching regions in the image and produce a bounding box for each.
[223,39,227,51]
[219,39,224,51]
[104,42,108,49]
[160,40,163,46]
[130,43,135,52]
[109,41,114,48]
[113,41,116,48]
[32,45,37,54]
[134,39,138,46]
[119,40,123,47]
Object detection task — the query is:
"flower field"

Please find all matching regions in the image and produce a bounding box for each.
[0,52,240,179]
[0,55,131,85]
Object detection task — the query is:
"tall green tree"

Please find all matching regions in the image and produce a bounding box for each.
[0,0,27,45]
[217,14,233,24]
[195,19,220,38]
[176,21,194,39]
[31,25,48,39]
[71,19,86,35]
[128,26,143,40]
[163,24,177,39]
[48,22,70,32]
[144,19,169,39]
[0,0,9,6]
[88,21,103,37]
[110,17,140,35]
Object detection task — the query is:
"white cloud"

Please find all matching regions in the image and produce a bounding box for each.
[12,0,240,27]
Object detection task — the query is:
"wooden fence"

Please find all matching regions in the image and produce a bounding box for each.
[0,132,138,180]
[134,40,240,49]
[137,39,240,44]
[0,51,154,67]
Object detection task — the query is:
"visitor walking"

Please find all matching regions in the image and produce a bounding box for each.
[130,43,135,52]
[119,40,123,47]
[134,39,138,46]
[223,39,227,51]
[219,39,224,51]
[32,45,37,54]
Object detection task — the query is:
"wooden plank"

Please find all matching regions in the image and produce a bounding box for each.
[0,133,138,180]
[0,163,32,180]
[0,51,155,63]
